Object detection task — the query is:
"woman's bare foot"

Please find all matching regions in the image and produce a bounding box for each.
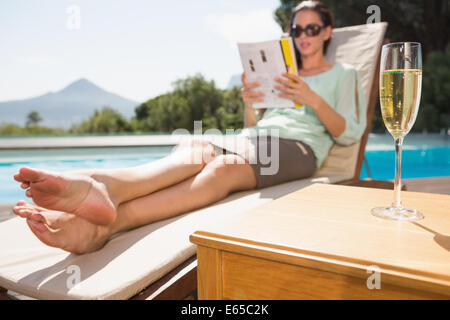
[14,167,117,225]
[12,201,112,254]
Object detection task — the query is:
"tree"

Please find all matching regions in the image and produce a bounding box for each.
[71,106,133,134]
[26,111,42,126]
[274,0,449,58]
[216,86,245,130]
[413,47,450,133]
[134,74,245,133]
[0,122,65,135]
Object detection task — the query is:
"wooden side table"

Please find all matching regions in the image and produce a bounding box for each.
[190,184,450,299]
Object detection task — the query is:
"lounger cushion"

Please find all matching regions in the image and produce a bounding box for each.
[316,22,387,178]
[0,179,340,300]
[326,22,387,103]
[314,142,360,178]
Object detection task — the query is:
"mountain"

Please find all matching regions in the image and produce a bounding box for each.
[0,79,139,128]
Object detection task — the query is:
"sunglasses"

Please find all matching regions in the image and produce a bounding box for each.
[292,24,325,37]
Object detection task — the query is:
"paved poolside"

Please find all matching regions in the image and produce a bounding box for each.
[0,205,14,222]
[0,135,183,149]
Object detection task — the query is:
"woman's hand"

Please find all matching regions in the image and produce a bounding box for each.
[274,73,319,109]
[240,72,265,107]
[241,72,266,127]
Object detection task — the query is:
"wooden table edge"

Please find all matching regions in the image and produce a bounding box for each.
[190,231,450,298]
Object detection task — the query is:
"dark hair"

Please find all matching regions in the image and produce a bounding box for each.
[287,1,334,68]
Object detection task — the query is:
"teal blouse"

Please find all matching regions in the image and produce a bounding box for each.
[242,62,367,169]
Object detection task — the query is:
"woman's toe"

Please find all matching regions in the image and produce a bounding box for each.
[30,212,45,223]
[12,206,27,218]
[19,167,44,183]
[13,173,25,183]
[20,201,45,212]
[26,219,60,248]
[27,218,49,234]
[21,182,30,189]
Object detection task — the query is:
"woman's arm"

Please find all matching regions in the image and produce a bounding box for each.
[241,72,267,128]
[244,104,259,128]
[275,72,345,138]
[309,94,345,138]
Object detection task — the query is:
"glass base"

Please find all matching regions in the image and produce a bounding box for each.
[371,206,424,221]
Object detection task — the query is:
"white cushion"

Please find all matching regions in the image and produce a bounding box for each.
[326,22,388,103]
[314,22,387,177]
[314,142,360,179]
[0,178,340,300]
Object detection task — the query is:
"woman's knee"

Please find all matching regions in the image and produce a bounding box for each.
[202,154,257,190]
[202,155,231,176]
[172,138,217,167]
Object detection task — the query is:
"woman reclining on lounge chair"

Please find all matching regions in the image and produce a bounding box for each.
[11,1,366,254]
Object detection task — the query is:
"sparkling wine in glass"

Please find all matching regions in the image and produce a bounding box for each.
[371,42,423,221]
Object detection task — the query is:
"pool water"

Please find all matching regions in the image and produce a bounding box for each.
[360,133,449,180]
[0,146,174,205]
[361,147,449,180]
[0,134,448,204]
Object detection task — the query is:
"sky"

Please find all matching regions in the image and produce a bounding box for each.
[0,0,283,103]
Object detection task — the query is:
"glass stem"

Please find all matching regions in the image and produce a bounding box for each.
[393,137,404,208]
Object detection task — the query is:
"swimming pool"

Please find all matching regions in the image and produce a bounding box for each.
[0,146,175,205]
[0,134,448,204]
[361,134,450,180]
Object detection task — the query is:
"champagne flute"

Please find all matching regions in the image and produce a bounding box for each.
[371,42,423,221]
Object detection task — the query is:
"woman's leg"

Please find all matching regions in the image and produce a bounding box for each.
[13,154,258,254]
[110,154,258,234]
[73,139,220,203]
[13,139,218,225]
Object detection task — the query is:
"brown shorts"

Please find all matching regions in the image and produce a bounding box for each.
[210,135,316,189]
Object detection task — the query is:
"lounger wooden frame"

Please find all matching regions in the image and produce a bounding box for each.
[0,40,393,301]
[337,40,397,190]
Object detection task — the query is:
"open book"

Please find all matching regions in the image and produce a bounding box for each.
[237,37,301,109]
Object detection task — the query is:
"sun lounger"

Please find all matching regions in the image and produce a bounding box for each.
[0,22,388,300]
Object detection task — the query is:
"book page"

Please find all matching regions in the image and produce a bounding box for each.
[238,39,295,108]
